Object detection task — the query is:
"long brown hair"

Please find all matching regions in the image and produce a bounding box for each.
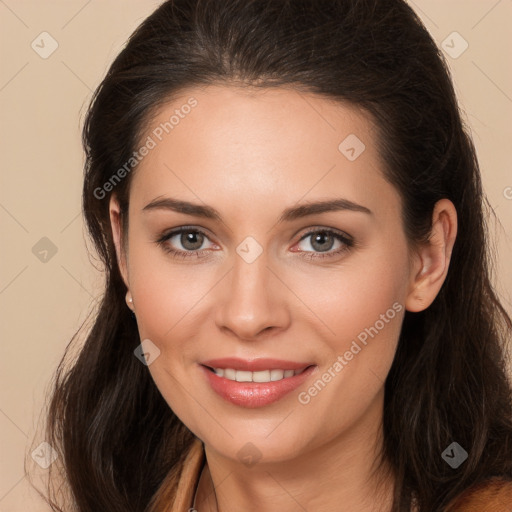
[31,0,512,510]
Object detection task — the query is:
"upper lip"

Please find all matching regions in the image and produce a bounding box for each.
[201,357,314,372]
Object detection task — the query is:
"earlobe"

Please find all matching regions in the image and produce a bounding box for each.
[405,199,458,313]
[109,195,129,288]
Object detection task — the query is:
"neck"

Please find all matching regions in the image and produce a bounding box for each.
[195,389,395,512]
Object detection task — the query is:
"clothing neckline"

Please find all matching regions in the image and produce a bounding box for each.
[149,437,512,512]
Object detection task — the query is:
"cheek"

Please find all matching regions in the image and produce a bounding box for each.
[126,245,211,427]
[126,231,214,339]
[291,258,406,439]
[293,243,408,349]
[291,240,409,417]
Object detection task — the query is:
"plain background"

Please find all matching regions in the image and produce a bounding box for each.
[1,0,511,509]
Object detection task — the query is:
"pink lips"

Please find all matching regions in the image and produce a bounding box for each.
[200,357,317,408]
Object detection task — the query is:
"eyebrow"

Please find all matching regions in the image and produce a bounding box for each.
[142,196,372,222]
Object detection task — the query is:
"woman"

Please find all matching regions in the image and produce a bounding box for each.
[36,0,512,510]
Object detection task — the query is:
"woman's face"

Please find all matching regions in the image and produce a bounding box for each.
[112,85,421,465]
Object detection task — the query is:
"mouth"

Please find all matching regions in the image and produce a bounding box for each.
[199,357,317,408]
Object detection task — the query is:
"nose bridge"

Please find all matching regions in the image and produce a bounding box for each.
[215,241,289,339]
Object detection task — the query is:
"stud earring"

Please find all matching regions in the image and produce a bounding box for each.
[126,291,134,309]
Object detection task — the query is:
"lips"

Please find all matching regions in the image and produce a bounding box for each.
[199,357,317,408]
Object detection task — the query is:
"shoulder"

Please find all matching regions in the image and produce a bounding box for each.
[445,477,512,512]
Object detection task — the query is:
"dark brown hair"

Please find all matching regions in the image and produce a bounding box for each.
[31,0,512,510]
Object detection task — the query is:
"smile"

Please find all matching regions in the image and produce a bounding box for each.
[199,358,317,408]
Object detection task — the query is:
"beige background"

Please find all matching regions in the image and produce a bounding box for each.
[1,1,511,509]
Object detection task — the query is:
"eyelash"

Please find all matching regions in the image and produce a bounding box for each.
[155,226,355,261]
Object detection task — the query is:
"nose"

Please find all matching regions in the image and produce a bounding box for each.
[214,248,291,341]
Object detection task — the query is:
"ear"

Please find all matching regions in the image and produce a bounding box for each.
[109,195,129,288]
[405,198,458,312]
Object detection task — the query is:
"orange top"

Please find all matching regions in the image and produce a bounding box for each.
[148,437,512,512]
[445,477,512,511]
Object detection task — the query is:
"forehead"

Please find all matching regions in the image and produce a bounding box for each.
[129,84,398,219]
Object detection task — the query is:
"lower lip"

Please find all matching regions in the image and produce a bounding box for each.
[200,364,317,408]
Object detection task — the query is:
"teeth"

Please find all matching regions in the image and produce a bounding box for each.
[211,367,304,383]
[270,369,284,381]
[236,370,252,382]
[253,370,270,382]
[223,368,235,380]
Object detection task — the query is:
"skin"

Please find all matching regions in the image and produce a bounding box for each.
[109,85,457,511]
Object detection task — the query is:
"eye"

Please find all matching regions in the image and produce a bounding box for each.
[155,226,355,261]
[294,228,354,260]
[155,227,217,260]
